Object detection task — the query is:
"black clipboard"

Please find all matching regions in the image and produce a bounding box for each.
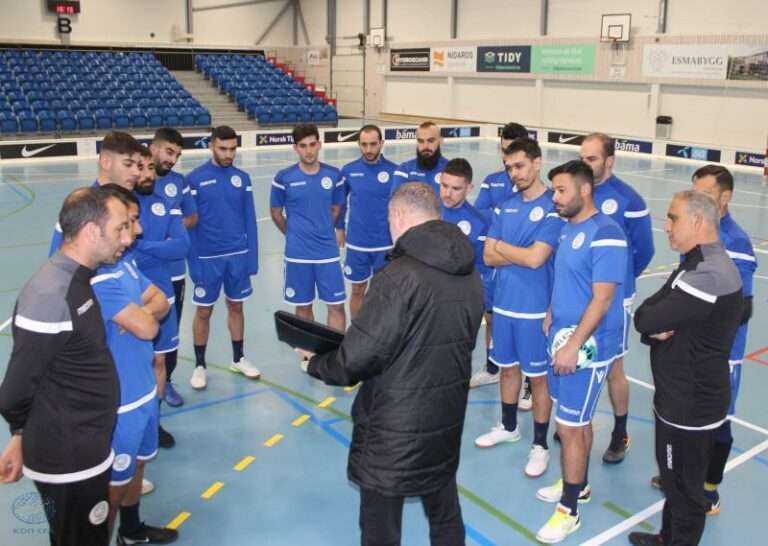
[274,310,344,354]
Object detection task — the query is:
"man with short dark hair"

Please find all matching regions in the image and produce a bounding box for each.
[0,187,131,546]
[536,160,627,544]
[150,128,198,407]
[270,123,347,330]
[299,182,485,546]
[478,138,564,479]
[338,124,398,318]
[631,190,744,546]
[579,133,655,464]
[391,121,449,195]
[186,126,260,390]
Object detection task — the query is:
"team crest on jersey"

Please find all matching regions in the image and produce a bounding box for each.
[601,199,618,215]
[344,265,352,275]
[112,454,131,472]
[89,501,109,526]
[321,177,333,190]
[164,183,178,198]
[194,287,206,299]
[231,175,242,188]
[151,202,166,216]
[434,172,442,184]
[286,287,296,298]
[529,206,545,222]
[377,171,390,183]
[572,232,586,250]
[457,220,472,236]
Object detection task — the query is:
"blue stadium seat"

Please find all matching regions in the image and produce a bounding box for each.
[76,110,95,131]
[179,107,195,127]
[147,107,163,127]
[18,111,38,132]
[57,110,77,132]
[37,110,56,132]
[129,109,148,128]
[94,109,113,130]
[113,109,130,129]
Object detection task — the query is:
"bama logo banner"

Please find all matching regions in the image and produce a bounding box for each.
[666,144,721,163]
[615,138,653,154]
[735,151,766,168]
[0,141,77,160]
[256,133,294,146]
[384,127,481,141]
[496,127,538,141]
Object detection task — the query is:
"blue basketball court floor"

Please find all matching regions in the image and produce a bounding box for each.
[1,136,766,545]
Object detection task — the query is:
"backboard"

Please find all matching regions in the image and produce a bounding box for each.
[600,13,631,43]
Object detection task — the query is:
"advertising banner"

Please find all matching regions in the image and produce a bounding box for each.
[643,44,768,80]
[532,44,595,75]
[477,46,531,73]
[390,48,430,72]
[430,46,476,72]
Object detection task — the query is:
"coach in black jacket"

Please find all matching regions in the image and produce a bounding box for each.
[304,182,484,546]
[631,190,743,546]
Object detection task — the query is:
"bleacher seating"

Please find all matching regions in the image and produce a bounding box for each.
[196,53,338,126]
[0,49,211,134]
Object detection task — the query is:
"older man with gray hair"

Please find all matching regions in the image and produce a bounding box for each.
[631,190,745,546]
[300,182,485,546]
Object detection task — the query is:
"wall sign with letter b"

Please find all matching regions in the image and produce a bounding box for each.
[57,17,72,34]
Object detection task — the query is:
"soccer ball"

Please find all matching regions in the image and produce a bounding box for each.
[550,326,597,369]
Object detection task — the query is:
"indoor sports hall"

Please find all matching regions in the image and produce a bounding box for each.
[0,2,766,546]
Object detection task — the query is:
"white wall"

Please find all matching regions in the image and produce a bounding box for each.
[667,0,768,35]
[457,0,540,40]
[299,0,328,46]
[547,0,660,38]
[388,0,451,42]
[192,0,293,47]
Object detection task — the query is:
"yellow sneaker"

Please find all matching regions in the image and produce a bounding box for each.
[536,503,581,544]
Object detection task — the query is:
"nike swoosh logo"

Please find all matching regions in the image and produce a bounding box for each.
[21,144,57,157]
[338,132,359,142]
[558,135,581,144]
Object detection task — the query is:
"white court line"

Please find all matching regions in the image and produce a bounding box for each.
[0,317,10,332]
[627,171,768,198]
[645,196,768,210]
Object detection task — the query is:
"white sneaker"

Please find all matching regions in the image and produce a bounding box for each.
[474,424,521,448]
[524,445,550,478]
[518,380,532,411]
[190,366,207,390]
[536,479,591,504]
[230,357,261,379]
[141,479,154,496]
[300,358,309,373]
[469,369,500,388]
[535,503,581,544]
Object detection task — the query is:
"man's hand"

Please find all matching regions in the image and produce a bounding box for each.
[0,435,23,484]
[553,340,579,376]
[650,331,675,341]
[335,229,346,249]
[542,310,552,337]
[295,348,316,373]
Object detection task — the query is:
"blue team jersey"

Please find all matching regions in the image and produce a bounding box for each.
[91,254,156,409]
[341,155,398,251]
[271,162,345,261]
[186,160,258,274]
[593,175,654,298]
[441,201,489,274]
[132,192,190,298]
[391,156,449,195]
[474,169,517,223]
[551,213,627,363]
[487,189,564,315]
[720,213,757,298]
[155,171,196,280]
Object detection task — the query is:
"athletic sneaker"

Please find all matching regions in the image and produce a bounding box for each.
[230,357,261,379]
[158,425,175,449]
[535,503,580,544]
[602,434,631,464]
[628,532,664,545]
[519,379,532,411]
[163,382,184,407]
[524,445,550,478]
[474,424,521,448]
[190,366,207,390]
[141,479,154,496]
[536,479,591,504]
[469,369,500,388]
[117,523,179,545]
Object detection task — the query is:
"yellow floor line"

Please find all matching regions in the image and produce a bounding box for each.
[233,455,255,471]
[264,433,284,447]
[292,414,310,427]
[201,481,225,500]
[166,512,190,530]
[344,383,360,393]
[318,396,336,408]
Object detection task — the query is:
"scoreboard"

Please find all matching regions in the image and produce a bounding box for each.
[47,1,81,15]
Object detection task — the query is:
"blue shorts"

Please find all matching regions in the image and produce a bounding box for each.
[153,302,178,354]
[548,363,611,427]
[481,269,496,311]
[192,252,253,306]
[490,311,549,377]
[284,259,346,305]
[619,296,635,357]
[343,247,390,283]
[111,397,159,485]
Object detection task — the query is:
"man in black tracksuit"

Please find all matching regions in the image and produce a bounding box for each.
[632,190,744,546]
[301,182,485,546]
